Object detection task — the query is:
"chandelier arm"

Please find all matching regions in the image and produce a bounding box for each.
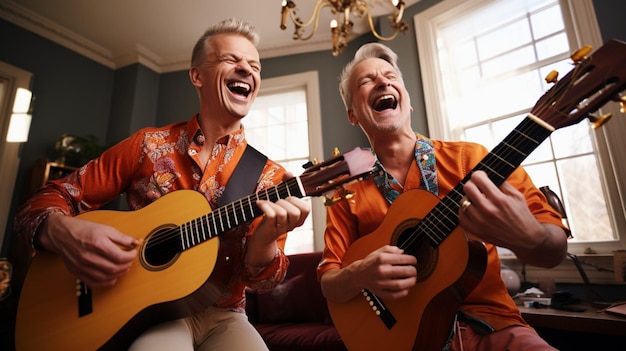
[365,11,401,41]
[281,0,407,54]
[289,0,333,41]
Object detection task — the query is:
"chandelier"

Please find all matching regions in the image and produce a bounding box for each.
[280,0,408,56]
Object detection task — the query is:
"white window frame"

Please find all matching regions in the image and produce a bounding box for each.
[254,71,326,253]
[414,0,626,283]
[0,62,32,251]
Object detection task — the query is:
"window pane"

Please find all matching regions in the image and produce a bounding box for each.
[557,155,612,241]
[248,87,314,254]
[482,45,536,77]
[523,161,559,190]
[536,33,569,60]
[530,4,564,39]
[551,121,594,158]
[433,0,616,245]
[464,124,495,149]
[477,19,532,60]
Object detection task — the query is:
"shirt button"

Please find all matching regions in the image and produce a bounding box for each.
[188,149,197,156]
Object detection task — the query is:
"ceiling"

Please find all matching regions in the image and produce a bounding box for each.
[1,0,420,72]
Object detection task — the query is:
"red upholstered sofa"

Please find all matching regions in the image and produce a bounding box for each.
[245,251,347,351]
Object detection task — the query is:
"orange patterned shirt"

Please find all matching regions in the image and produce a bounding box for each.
[15,114,289,312]
[318,139,568,331]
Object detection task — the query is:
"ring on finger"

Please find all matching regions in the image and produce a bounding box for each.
[460,197,472,212]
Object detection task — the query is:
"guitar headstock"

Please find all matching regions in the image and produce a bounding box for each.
[532,39,626,130]
[299,147,376,197]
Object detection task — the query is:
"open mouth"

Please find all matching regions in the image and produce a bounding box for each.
[227,81,252,98]
[372,94,397,111]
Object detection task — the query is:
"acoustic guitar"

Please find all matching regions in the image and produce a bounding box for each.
[14,147,376,350]
[327,39,626,351]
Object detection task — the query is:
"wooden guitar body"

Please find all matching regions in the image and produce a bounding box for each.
[13,147,377,350]
[328,40,626,350]
[16,190,220,350]
[328,189,487,351]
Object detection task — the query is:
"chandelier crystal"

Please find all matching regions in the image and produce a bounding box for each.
[280,0,408,56]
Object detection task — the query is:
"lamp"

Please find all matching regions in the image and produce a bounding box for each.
[6,87,33,143]
[280,0,408,56]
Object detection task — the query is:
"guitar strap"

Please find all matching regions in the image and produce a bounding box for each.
[372,133,438,204]
[217,144,267,207]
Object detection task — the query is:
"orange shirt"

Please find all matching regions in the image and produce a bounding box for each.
[317,139,567,331]
[15,115,289,312]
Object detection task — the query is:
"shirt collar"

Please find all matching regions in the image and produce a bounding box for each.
[186,114,246,148]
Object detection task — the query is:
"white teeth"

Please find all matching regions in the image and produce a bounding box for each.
[376,94,395,104]
[228,81,251,92]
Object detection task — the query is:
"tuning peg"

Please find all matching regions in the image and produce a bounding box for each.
[613,95,626,113]
[301,157,319,169]
[589,113,612,129]
[323,195,339,206]
[545,70,559,84]
[332,147,340,156]
[323,186,355,206]
[571,45,592,63]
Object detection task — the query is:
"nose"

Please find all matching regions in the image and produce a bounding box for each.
[235,60,253,75]
[375,76,391,88]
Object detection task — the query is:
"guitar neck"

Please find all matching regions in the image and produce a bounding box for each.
[179,177,304,251]
[412,115,553,249]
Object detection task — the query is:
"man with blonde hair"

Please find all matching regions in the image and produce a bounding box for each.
[16,18,309,350]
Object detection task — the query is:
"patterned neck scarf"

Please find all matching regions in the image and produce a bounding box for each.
[372,134,438,204]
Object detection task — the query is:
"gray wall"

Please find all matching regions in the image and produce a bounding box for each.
[0,0,624,249]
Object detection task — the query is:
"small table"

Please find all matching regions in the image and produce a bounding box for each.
[518,303,626,336]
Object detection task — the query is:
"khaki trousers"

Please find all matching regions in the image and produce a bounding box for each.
[129,306,268,351]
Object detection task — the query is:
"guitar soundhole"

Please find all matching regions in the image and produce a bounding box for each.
[414,243,438,282]
[392,218,438,283]
[141,224,182,270]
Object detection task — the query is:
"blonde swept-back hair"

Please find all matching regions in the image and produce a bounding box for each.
[338,43,402,110]
[190,18,260,67]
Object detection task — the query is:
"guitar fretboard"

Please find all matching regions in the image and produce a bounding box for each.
[179,177,304,250]
[401,116,553,254]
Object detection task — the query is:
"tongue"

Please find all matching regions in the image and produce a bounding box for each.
[229,86,249,97]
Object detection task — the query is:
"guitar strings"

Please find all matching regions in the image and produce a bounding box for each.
[136,178,301,265]
[131,58,591,262]
[395,61,584,256]
[393,118,546,254]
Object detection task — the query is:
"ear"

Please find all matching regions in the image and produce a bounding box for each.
[347,109,358,126]
[189,67,202,88]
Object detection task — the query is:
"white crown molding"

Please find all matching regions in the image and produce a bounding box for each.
[0,0,189,73]
[0,0,116,68]
[1,0,368,72]
[0,0,333,72]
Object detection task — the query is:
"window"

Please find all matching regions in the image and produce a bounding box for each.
[246,71,324,254]
[414,0,626,257]
[0,62,32,252]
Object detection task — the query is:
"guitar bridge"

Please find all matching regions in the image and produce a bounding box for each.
[362,289,396,329]
[76,279,93,317]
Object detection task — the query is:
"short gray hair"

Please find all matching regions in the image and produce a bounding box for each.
[339,43,402,110]
[191,18,260,67]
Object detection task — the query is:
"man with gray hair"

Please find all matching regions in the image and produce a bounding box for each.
[318,42,569,350]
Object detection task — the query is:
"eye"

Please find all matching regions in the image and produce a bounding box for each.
[250,63,261,72]
[359,78,372,86]
[220,54,239,64]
